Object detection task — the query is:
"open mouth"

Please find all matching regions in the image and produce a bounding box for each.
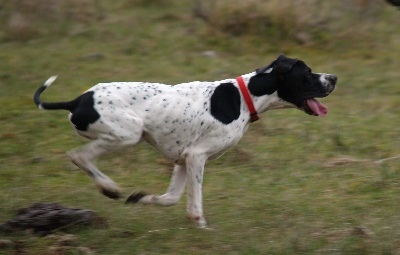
[303,98,328,117]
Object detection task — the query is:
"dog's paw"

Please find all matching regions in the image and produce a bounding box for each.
[125,191,147,204]
[95,180,122,200]
[186,214,208,229]
[100,188,121,200]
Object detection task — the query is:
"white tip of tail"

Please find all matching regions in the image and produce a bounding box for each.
[44,75,58,87]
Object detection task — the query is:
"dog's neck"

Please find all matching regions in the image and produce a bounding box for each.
[238,72,294,115]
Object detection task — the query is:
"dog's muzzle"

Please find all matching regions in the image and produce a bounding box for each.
[302,74,337,117]
[323,74,337,94]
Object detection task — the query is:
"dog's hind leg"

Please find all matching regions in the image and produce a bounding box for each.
[126,164,187,206]
[69,110,144,199]
[69,138,139,199]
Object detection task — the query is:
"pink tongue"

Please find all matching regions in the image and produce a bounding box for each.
[306,99,328,116]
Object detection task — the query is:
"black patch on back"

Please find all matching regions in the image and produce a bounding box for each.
[248,73,278,96]
[70,91,100,131]
[210,83,241,124]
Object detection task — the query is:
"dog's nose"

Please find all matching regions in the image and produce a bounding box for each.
[327,75,337,84]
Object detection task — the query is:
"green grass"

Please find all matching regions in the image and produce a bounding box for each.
[0,1,399,254]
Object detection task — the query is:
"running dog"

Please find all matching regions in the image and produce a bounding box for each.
[34,54,337,227]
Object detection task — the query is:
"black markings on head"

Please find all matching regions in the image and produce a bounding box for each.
[210,83,241,124]
[249,54,302,97]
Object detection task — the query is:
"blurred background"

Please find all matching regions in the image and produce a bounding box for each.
[0,0,399,254]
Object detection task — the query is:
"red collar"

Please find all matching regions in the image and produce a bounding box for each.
[236,76,259,122]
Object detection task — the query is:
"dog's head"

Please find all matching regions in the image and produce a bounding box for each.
[249,54,337,116]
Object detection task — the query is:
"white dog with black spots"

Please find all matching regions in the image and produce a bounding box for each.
[34,54,336,228]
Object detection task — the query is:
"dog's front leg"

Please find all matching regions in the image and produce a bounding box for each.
[185,153,208,228]
[126,164,187,206]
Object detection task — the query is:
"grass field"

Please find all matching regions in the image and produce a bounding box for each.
[0,1,399,254]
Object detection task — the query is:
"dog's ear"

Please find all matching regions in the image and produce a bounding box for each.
[248,73,278,96]
[255,60,276,75]
[255,54,297,75]
[250,54,298,96]
[249,57,280,96]
[274,54,298,74]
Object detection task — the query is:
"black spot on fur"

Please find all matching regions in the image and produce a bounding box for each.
[70,92,100,131]
[210,83,241,124]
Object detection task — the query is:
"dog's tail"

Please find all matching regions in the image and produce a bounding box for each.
[34,76,80,111]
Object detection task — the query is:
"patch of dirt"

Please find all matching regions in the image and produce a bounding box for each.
[0,202,106,236]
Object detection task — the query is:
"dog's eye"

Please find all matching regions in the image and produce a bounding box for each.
[307,69,312,77]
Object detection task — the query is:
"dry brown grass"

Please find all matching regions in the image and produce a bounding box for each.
[194,0,386,45]
[1,0,104,41]
[0,0,389,44]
